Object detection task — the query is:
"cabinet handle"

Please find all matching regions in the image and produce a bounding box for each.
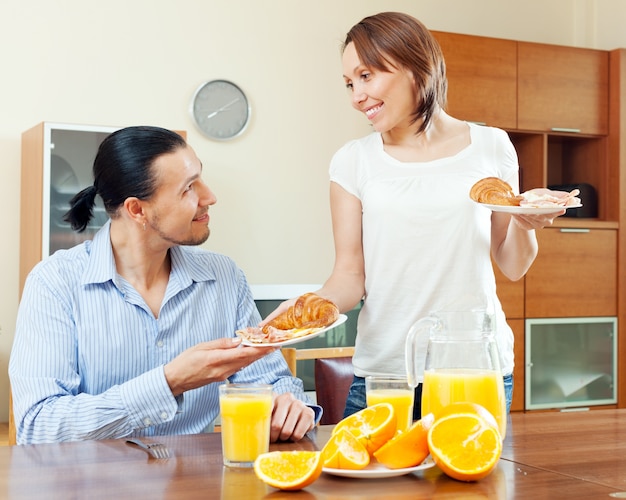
[550,127,581,133]
[559,228,590,233]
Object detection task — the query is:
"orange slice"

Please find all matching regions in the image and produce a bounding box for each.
[253,451,323,491]
[427,412,502,482]
[321,427,370,470]
[332,403,397,455]
[373,413,434,469]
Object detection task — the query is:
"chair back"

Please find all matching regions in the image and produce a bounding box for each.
[315,356,354,425]
[281,346,355,425]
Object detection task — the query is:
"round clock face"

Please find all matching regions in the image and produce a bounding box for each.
[190,80,251,140]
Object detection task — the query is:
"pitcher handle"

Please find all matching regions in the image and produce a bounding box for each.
[405,316,437,388]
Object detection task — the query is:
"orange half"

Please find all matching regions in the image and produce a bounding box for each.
[254,451,323,491]
[427,412,502,482]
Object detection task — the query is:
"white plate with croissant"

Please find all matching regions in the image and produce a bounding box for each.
[238,314,348,347]
[236,293,347,346]
[470,177,582,214]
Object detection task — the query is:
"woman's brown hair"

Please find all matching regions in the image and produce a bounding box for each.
[343,11,447,134]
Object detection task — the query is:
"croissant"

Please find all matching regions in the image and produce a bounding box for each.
[262,293,339,334]
[470,177,523,206]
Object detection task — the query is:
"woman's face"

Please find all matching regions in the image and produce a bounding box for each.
[342,42,418,133]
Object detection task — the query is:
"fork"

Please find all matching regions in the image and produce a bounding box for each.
[125,438,170,459]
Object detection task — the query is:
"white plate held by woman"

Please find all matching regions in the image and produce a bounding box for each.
[478,202,582,215]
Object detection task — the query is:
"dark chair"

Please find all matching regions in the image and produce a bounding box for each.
[315,356,354,425]
[282,347,355,425]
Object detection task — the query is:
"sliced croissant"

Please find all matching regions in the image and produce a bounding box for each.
[261,293,339,334]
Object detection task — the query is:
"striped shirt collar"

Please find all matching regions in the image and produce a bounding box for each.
[81,220,216,289]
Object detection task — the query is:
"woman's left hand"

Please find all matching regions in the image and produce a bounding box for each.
[510,209,566,231]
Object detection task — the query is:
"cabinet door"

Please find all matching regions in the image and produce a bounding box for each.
[525,228,617,317]
[432,31,517,129]
[518,42,609,135]
[508,319,525,412]
[525,317,617,410]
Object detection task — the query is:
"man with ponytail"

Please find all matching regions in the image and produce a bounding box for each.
[9,126,319,444]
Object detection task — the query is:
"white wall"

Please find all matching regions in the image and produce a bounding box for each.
[0,0,624,422]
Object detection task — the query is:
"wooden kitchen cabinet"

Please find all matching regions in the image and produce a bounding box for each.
[525,227,617,318]
[20,122,118,296]
[433,31,517,129]
[435,32,609,135]
[506,131,546,192]
[508,131,610,220]
[517,42,609,135]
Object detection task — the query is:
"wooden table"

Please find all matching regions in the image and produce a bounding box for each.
[503,409,626,492]
[1,409,625,499]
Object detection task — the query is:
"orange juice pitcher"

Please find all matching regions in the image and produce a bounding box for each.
[405,310,507,438]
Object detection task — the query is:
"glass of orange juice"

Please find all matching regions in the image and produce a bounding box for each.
[365,376,414,433]
[218,383,273,467]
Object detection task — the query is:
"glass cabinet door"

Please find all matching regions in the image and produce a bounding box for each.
[44,125,117,256]
[525,317,617,410]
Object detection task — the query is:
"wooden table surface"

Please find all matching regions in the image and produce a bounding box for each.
[1,409,625,499]
[503,409,626,491]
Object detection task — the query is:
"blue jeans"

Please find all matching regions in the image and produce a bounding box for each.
[343,374,514,419]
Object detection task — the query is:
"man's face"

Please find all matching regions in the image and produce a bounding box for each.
[143,145,216,247]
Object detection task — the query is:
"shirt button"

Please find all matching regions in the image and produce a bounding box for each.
[160,412,168,420]
[156,340,164,347]
[143,417,152,426]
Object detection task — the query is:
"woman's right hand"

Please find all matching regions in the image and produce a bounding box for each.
[258,297,297,327]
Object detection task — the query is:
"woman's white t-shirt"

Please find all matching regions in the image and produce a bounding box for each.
[329,123,518,380]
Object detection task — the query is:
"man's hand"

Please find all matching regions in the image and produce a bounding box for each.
[163,337,276,396]
[270,392,316,442]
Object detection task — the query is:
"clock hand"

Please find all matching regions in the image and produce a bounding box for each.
[206,98,240,119]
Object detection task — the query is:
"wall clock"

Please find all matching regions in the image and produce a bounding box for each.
[190,79,251,141]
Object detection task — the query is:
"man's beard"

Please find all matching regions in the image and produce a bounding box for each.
[150,221,211,247]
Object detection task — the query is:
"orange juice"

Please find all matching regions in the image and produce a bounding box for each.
[367,389,414,433]
[219,386,273,467]
[421,368,506,438]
